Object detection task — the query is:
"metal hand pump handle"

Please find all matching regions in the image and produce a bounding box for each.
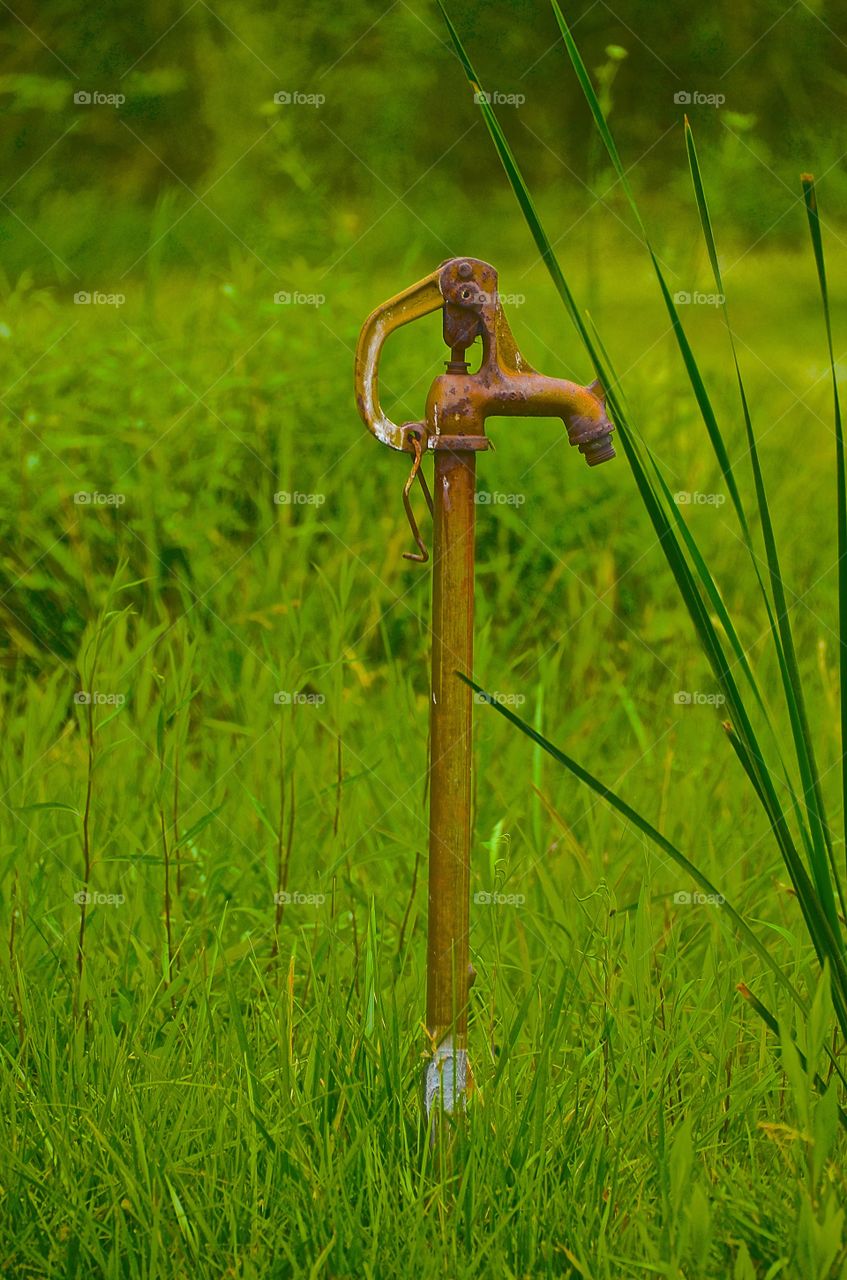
[354,257,615,1122]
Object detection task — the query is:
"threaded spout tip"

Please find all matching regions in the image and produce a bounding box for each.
[582,433,616,465]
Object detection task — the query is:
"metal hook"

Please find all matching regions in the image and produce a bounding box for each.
[402,428,434,563]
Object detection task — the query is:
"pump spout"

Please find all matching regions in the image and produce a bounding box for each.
[421,257,616,464]
[471,369,615,465]
[424,364,615,463]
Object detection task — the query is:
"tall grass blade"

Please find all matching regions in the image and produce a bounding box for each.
[437,0,601,365]
[463,674,847,1080]
[460,679,797,1007]
[552,0,841,921]
[685,124,844,932]
[802,174,847,868]
[550,0,750,535]
[737,982,847,1113]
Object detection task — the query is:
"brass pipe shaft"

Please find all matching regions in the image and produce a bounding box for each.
[426,449,475,1090]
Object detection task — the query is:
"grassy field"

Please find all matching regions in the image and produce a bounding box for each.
[1,193,846,1277]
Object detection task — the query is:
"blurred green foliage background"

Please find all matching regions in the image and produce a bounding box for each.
[2,0,846,284]
[2,5,847,1274]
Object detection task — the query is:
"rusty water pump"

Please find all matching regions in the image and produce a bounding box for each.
[354,256,615,1120]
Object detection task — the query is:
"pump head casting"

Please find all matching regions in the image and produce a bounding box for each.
[354,256,615,465]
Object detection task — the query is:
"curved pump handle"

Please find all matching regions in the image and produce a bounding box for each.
[353,256,504,452]
[354,266,446,453]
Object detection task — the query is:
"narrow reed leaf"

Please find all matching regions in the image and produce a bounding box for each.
[686,125,843,933]
[551,1,748,534]
[685,122,835,879]
[461,675,806,1018]
[438,1,599,362]
[550,0,644,234]
[802,174,847,868]
[738,982,847,1106]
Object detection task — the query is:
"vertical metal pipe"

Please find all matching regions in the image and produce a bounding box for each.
[424,447,475,1117]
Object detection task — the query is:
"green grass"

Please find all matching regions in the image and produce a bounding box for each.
[1,238,845,1276]
[3,49,847,1276]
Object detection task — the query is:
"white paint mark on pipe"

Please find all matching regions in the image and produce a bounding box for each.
[425,1037,469,1119]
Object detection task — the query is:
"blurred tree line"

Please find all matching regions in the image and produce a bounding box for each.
[0,0,845,282]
